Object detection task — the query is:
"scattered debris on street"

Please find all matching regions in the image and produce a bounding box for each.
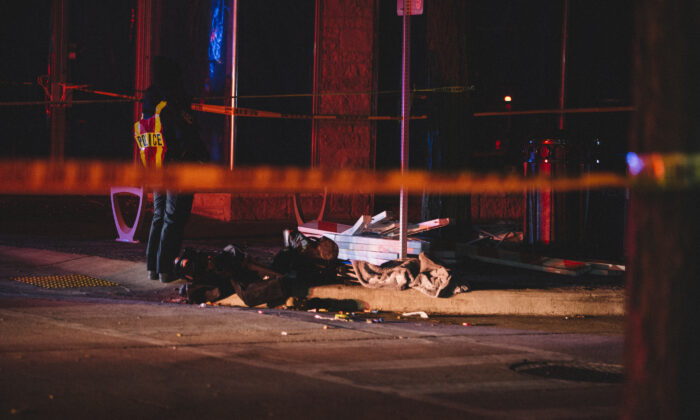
[402,311,429,319]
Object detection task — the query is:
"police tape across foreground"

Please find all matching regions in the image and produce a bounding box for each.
[0,159,639,195]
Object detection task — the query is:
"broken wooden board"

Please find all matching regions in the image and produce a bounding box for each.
[383,218,451,237]
[462,244,591,276]
[363,221,399,235]
[323,233,430,253]
[339,215,373,236]
[330,239,425,255]
[369,210,391,225]
[298,220,352,238]
[589,261,626,276]
[337,249,400,265]
[328,233,429,264]
[363,211,397,235]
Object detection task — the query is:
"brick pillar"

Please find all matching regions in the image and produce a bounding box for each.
[313,0,376,221]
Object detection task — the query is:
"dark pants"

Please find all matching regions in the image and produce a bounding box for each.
[146,192,194,274]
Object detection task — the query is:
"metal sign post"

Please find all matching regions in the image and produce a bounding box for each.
[399,0,413,259]
[229,0,239,170]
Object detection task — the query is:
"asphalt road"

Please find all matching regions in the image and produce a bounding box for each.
[0,292,623,420]
[0,195,625,418]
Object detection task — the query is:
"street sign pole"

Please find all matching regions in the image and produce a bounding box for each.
[399,0,412,259]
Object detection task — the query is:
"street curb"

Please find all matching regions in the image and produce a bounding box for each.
[304,284,625,316]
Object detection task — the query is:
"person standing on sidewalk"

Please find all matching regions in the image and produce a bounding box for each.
[134,57,209,283]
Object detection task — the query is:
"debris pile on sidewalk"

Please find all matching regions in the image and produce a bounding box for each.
[431,222,625,277]
[295,211,466,297]
[298,211,450,265]
[350,252,464,298]
[173,233,340,306]
[463,242,625,276]
[171,212,465,306]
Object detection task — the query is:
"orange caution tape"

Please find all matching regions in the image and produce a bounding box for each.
[0,159,631,195]
[74,87,135,100]
[473,106,634,117]
[191,103,426,121]
[198,85,470,101]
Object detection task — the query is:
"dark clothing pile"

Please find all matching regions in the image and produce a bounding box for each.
[173,231,340,306]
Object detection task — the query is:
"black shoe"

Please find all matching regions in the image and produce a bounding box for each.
[148,270,159,281]
[159,272,175,283]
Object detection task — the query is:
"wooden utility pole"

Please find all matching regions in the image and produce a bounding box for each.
[624,0,700,418]
[399,0,412,259]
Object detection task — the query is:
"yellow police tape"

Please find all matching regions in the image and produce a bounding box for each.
[0,154,695,195]
[191,103,426,121]
[196,85,470,100]
[0,159,622,195]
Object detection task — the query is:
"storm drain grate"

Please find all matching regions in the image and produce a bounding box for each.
[510,360,623,383]
[13,274,119,289]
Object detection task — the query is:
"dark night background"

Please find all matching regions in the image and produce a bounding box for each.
[1,0,633,173]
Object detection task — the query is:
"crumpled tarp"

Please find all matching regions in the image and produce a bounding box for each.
[351,252,453,298]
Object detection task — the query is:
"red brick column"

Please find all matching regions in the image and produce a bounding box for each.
[313,0,376,221]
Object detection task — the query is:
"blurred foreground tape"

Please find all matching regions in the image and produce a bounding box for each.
[625,152,700,189]
[2,157,688,195]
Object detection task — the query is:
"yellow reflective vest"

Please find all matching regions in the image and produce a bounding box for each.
[133,101,167,168]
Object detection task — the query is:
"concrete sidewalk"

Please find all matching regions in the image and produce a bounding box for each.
[0,244,624,316]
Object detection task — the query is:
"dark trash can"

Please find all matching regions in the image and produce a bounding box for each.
[523,136,581,248]
[578,137,627,261]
